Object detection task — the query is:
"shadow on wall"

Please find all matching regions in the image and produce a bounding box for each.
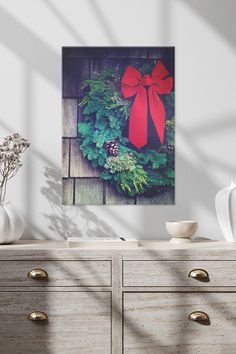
[182,0,236,49]
[41,167,118,239]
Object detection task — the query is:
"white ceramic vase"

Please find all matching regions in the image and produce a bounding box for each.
[215,182,236,242]
[0,202,25,244]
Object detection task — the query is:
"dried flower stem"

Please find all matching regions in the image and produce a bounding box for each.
[0,133,30,204]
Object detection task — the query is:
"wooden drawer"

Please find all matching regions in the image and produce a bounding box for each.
[123,260,236,287]
[0,291,111,354]
[123,292,236,354]
[0,260,111,287]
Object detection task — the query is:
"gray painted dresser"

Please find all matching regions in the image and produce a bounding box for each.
[0,240,236,354]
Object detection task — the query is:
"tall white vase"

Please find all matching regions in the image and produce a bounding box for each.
[0,202,25,244]
[215,182,236,242]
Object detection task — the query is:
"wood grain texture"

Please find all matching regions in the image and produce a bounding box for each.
[123,260,236,287]
[137,189,175,205]
[147,46,174,59]
[0,260,111,287]
[123,292,236,354]
[105,184,135,205]
[77,104,84,123]
[62,99,78,137]
[74,178,104,205]
[62,178,74,205]
[112,256,123,354]
[123,286,236,292]
[136,191,163,204]
[63,47,173,59]
[63,58,89,97]
[106,47,147,58]
[1,240,236,261]
[0,291,111,354]
[63,47,108,58]
[70,138,100,177]
[136,189,175,204]
[62,138,70,178]
[0,241,236,353]
[162,188,175,204]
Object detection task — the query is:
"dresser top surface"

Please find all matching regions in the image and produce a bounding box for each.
[0,239,235,260]
[0,239,234,250]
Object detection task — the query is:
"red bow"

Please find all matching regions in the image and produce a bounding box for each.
[121,61,173,149]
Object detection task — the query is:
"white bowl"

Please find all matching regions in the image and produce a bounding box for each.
[166,220,198,243]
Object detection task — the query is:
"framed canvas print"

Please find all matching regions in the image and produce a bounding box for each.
[62,47,175,205]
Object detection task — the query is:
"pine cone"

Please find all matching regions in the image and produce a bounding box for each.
[104,140,119,156]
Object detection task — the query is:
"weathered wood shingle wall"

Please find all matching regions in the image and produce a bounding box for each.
[62,47,175,205]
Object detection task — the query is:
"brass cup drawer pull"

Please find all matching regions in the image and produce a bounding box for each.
[188,311,209,322]
[188,269,209,280]
[27,311,48,321]
[28,269,48,280]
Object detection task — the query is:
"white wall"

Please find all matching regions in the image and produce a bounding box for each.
[0,0,235,240]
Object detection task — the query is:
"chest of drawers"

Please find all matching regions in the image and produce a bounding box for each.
[0,240,235,354]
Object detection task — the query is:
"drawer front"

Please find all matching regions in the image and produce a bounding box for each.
[0,291,111,354]
[0,260,111,287]
[123,260,236,287]
[124,292,236,354]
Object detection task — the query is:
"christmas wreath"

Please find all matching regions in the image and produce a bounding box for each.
[78,61,175,197]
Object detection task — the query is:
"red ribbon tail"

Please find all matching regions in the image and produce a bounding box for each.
[129,87,148,149]
[148,87,165,145]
